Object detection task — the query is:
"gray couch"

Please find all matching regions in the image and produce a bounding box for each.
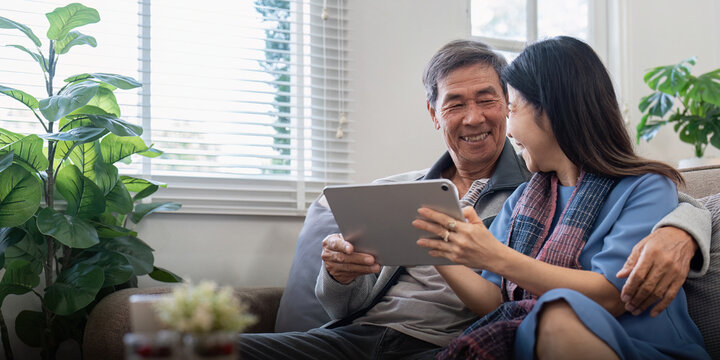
[83,165,720,359]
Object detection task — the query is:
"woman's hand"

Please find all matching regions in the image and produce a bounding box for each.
[413,206,506,270]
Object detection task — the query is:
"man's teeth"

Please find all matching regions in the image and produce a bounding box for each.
[462,133,489,142]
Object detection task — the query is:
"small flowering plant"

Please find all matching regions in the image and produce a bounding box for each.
[154,281,257,334]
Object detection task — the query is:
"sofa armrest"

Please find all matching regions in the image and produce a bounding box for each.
[83,286,284,360]
[235,287,284,333]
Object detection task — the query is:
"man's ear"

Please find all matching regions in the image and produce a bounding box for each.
[427,100,440,130]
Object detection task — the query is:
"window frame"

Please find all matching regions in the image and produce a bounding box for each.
[468,0,630,122]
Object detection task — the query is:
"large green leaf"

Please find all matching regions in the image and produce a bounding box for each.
[4,237,45,275]
[711,122,720,150]
[55,30,97,54]
[0,85,39,110]
[138,147,163,158]
[133,185,158,202]
[105,180,133,214]
[39,81,99,123]
[122,176,166,201]
[121,176,167,192]
[40,126,106,142]
[149,266,183,283]
[70,87,121,117]
[15,310,44,347]
[53,118,93,162]
[0,260,39,306]
[687,71,720,108]
[87,115,142,136]
[679,122,700,145]
[643,57,695,93]
[94,223,137,238]
[0,128,22,147]
[92,162,118,195]
[17,310,86,349]
[0,227,26,255]
[46,3,100,41]
[65,73,141,90]
[36,207,99,249]
[0,164,41,227]
[131,202,182,224]
[0,151,13,173]
[45,263,104,315]
[97,236,154,275]
[101,134,148,164]
[55,165,106,218]
[0,134,49,173]
[67,140,103,183]
[79,251,133,287]
[6,45,47,71]
[0,16,41,46]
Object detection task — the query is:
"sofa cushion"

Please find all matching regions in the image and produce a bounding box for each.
[684,192,720,358]
[274,198,338,332]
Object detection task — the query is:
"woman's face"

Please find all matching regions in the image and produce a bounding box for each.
[506,86,563,173]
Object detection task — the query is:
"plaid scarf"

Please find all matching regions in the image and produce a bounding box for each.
[438,171,616,360]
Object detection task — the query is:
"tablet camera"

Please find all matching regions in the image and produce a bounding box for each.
[441,184,449,191]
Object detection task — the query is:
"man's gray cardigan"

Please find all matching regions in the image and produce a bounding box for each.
[315,138,530,326]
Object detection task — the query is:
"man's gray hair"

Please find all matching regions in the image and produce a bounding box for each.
[422,40,508,109]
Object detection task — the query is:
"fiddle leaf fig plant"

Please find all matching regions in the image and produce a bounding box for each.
[0,3,182,359]
[637,57,720,158]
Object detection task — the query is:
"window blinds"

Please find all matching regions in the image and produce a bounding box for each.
[0,0,352,216]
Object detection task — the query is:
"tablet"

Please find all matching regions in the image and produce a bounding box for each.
[323,179,464,266]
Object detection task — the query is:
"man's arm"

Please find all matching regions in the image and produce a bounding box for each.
[616,192,711,316]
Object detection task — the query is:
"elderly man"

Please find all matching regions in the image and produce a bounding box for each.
[239,40,710,359]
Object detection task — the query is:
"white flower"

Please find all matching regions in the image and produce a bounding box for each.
[154,280,257,333]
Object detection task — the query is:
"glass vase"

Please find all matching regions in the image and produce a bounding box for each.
[124,330,181,359]
[183,331,238,360]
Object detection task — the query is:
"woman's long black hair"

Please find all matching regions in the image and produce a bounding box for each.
[501,36,682,185]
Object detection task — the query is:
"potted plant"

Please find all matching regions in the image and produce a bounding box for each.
[153,281,257,360]
[0,3,182,359]
[636,57,720,167]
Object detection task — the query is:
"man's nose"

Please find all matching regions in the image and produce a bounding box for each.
[464,103,485,125]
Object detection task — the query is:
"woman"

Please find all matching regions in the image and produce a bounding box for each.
[413,36,708,359]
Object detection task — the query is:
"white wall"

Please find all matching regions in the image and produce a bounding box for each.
[625,0,720,165]
[349,0,469,183]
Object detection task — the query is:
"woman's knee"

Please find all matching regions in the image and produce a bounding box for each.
[536,299,582,338]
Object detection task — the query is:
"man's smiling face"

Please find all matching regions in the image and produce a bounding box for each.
[428,63,507,174]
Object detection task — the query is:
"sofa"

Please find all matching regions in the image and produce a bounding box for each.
[83,164,720,359]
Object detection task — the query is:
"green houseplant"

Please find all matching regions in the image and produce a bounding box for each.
[637,57,720,159]
[0,3,181,359]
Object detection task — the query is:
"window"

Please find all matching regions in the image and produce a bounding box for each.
[470,0,595,60]
[470,0,628,119]
[0,0,350,216]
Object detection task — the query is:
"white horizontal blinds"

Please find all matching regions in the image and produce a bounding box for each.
[0,0,351,215]
[0,1,141,142]
[307,0,350,184]
[147,0,352,215]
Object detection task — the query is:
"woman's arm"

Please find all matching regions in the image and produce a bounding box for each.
[433,265,502,316]
[415,207,625,316]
